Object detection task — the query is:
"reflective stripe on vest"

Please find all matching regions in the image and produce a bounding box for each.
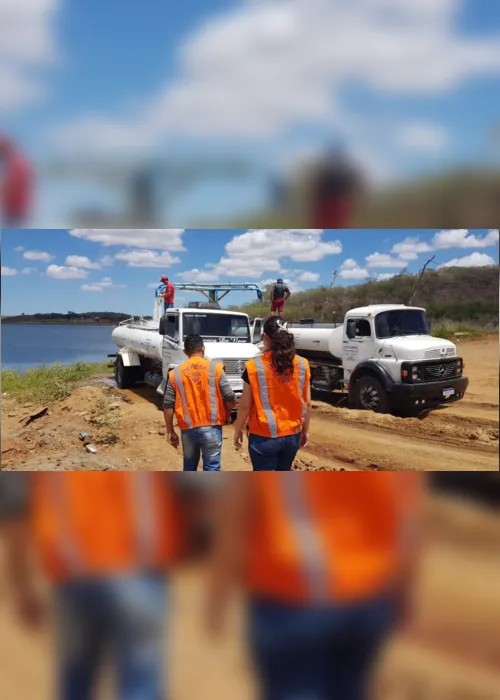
[280,472,330,604]
[46,473,160,577]
[209,360,217,426]
[298,356,307,428]
[253,355,307,438]
[253,355,279,438]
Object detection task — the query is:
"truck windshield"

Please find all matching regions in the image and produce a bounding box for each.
[375,310,430,338]
[182,313,250,343]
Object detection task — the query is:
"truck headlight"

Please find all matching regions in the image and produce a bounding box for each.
[456,359,463,374]
[412,365,419,381]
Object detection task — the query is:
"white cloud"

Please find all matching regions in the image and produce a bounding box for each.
[177,268,221,283]
[114,249,181,268]
[440,252,496,268]
[46,264,88,279]
[52,0,500,160]
[0,0,61,112]
[14,246,24,252]
[395,122,448,152]
[339,258,369,280]
[21,267,37,274]
[432,228,500,249]
[1,266,18,276]
[226,229,341,263]
[81,277,125,292]
[390,236,433,260]
[69,229,186,251]
[23,250,54,262]
[377,272,396,281]
[176,229,340,282]
[297,270,320,282]
[65,255,102,269]
[260,277,303,293]
[365,252,408,268]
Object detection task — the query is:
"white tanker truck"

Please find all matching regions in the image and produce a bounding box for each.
[111,283,263,402]
[251,304,469,415]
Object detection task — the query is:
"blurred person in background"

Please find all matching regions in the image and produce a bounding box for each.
[0,472,192,700]
[206,472,424,700]
[234,317,311,470]
[164,334,235,470]
[0,135,33,227]
[310,144,362,229]
[269,278,291,318]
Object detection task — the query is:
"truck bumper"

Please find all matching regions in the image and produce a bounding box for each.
[390,375,469,410]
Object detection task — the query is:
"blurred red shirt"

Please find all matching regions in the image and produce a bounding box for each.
[1,147,33,222]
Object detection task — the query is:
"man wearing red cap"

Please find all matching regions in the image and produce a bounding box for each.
[0,135,33,226]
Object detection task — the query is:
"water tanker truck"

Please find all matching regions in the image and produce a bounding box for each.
[251,304,469,415]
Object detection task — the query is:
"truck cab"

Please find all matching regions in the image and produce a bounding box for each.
[158,308,259,401]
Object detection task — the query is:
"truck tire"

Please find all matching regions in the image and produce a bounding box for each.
[352,375,389,413]
[114,356,137,390]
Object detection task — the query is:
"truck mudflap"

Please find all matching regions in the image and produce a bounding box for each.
[390,375,469,409]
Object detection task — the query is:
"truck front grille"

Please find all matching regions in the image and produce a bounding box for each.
[220,358,249,376]
[417,360,459,382]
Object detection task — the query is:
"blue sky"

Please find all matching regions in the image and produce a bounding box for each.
[2,0,500,225]
[1,228,498,315]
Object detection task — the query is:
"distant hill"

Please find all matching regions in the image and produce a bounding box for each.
[1,311,132,325]
[230,266,499,326]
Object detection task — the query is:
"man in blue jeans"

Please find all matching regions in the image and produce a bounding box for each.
[163,334,235,471]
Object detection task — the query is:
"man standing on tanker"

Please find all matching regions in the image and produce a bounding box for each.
[156,275,175,312]
[270,278,291,317]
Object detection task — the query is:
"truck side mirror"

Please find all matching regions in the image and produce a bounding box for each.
[159,317,166,335]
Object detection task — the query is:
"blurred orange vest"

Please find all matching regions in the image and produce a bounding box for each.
[31,473,183,582]
[246,472,423,603]
[246,352,310,438]
[169,357,226,430]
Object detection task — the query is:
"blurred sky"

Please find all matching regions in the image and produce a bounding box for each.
[1,227,498,315]
[2,0,500,224]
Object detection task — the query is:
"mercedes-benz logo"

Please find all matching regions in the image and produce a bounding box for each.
[439,365,446,376]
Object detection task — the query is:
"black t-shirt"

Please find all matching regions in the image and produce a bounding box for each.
[272,283,290,300]
[242,368,249,384]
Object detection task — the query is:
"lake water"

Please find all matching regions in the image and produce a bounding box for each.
[1,324,117,372]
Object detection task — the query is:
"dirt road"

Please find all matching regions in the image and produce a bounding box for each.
[2,336,498,471]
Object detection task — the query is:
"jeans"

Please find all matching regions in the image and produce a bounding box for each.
[164,302,174,310]
[248,594,396,700]
[249,432,301,471]
[54,573,167,700]
[181,425,222,471]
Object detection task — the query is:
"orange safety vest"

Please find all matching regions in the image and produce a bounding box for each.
[30,473,184,582]
[246,472,423,604]
[246,351,310,438]
[168,356,226,431]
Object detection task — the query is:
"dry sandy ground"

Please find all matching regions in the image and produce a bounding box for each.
[1,494,499,699]
[1,336,498,471]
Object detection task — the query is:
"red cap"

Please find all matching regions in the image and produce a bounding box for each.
[160,275,168,281]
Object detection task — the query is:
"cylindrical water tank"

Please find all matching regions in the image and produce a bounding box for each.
[290,326,344,361]
[112,325,163,361]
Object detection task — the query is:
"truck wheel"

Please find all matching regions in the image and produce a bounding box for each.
[114,356,137,389]
[353,376,389,413]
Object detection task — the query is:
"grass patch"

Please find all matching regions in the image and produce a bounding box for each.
[88,397,120,445]
[1,361,111,404]
[430,320,490,340]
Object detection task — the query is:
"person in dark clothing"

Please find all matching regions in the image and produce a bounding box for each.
[270,279,291,317]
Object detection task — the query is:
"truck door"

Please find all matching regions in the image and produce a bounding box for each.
[343,317,375,380]
[162,313,180,378]
[252,319,262,344]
